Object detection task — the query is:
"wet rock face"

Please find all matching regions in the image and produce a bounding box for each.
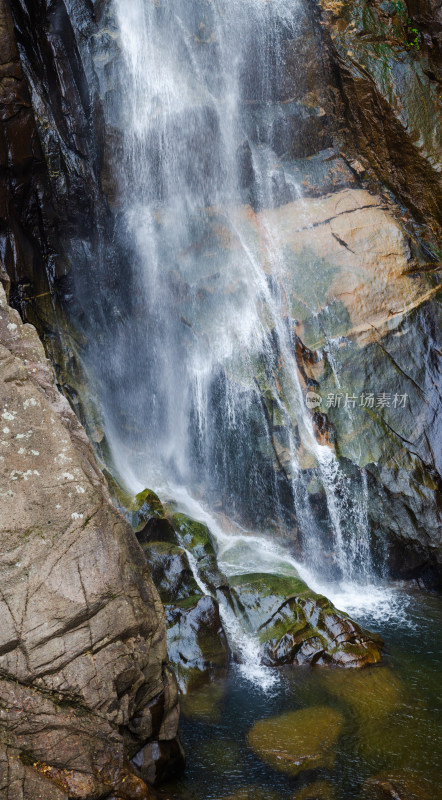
[168,511,231,595]
[182,188,441,587]
[0,284,182,797]
[142,542,202,603]
[2,0,440,594]
[230,573,382,667]
[0,0,106,310]
[0,0,127,447]
[166,595,230,693]
[319,0,442,237]
[135,503,231,694]
[0,0,54,305]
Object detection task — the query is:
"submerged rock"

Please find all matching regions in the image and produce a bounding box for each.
[196,738,241,774]
[221,790,280,800]
[0,284,182,797]
[292,781,336,800]
[230,572,383,667]
[318,666,403,721]
[247,706,344,776]
[359,772,435,800]
[179,679,226,723]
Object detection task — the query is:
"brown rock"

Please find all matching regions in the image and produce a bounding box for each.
[231,189,431,348]
[0,282,182,796]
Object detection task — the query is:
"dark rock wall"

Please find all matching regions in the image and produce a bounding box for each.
[320,0,442,239]
[1,0,122,439]
[1,0,101,307]
[0,0,54,306]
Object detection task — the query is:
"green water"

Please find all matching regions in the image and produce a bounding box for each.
[160,590,442,800]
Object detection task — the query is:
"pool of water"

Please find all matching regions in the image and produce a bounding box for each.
[160,589,442,800]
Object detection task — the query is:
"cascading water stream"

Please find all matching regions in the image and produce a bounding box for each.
[97,0,384,675]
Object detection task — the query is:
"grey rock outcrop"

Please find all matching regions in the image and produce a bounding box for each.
[0,281,182,798]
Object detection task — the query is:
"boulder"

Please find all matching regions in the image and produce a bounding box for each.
[135,510,231,693]
[141,542,202,604]
[0,283,182,797]
[221,790,280,800]
[166,510,230,595]
[179,679,226,723]
[229,572,383,667]
[105,477,168,535]
[318,666,403,722]
[196,738,241,774]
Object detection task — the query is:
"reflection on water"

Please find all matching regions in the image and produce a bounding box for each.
[160,592,442,800]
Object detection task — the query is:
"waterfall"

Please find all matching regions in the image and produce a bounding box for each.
[93,0,376,588]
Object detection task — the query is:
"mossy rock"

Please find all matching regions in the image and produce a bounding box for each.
[166,510,229,594]
[229,572,315,631]
[104,472,166,533]
[141,542,202,604]
[139,513,231,691]
[229,572,382,668]
[292,780,336,800]
[354,697,441,774]
[167,511,217,559]
[247,706,344,776]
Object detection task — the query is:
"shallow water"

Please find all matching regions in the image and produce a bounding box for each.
[161,590,442,800]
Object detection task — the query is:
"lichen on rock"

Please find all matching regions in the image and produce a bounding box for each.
[0,283,183,797]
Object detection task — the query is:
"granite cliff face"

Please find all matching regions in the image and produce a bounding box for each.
[0,279,183,797]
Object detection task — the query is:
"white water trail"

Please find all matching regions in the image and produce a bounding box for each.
[106,0,386,684]
[162,484,408,628]
[171,485,279,689]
